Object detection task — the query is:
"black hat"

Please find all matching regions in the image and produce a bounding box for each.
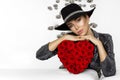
[55,3,95,31]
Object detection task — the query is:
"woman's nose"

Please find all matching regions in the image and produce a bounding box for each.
[74,24,79,30]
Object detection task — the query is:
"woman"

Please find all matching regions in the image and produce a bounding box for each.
[36,3,116,78]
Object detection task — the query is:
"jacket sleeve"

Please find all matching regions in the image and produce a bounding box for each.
[36,42,58,60]
[100,34,116,77]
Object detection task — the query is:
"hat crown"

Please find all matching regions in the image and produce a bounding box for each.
[55,3,95,30]
[61,4,83,21]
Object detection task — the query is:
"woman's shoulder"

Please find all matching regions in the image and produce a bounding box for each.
[93,29,111,38]
[98,32,112,39]
[98,32,113,43]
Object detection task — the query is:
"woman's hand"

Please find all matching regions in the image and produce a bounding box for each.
[63,34,84,41]
[80,35,101,46]
[63,34,101,46]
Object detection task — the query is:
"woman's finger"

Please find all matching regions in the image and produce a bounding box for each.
[76,36,85,41]
[78,36,89,41]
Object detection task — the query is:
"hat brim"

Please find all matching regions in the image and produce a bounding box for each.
[55,7,95,31]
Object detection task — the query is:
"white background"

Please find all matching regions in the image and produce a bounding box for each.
[0,0,120,80]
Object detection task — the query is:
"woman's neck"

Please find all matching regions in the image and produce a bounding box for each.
[87,28,94,36]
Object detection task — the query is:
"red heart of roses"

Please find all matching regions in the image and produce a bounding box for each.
[57,40,94,74]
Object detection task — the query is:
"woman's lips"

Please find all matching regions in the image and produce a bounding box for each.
[77,29,83,35]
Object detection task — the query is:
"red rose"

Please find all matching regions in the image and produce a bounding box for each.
[57,40,94,74]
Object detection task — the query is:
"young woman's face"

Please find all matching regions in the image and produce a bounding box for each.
[66,15,90,36]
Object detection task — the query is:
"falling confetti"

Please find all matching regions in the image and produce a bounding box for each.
[53,4,58,10]
[82,4,86,7]
[69,0,75,3]
[78,0,82,2]
[54,24,59,28]
[56,14,61,19]
[90,23,97,28]
[87,0,93,3]
[65,0,69,2]
[57,34,62,38]
[61,32,66,35]
[56,0,60,3]
[48,6,52,10]
[48,26,54,30]
[65,3,70,6]
[90,4,96,8]
[78,4,82,7]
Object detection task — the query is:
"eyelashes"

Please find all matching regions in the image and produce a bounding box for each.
[67,17,82,28]
[76,17,81,22]
[68,25,73,28]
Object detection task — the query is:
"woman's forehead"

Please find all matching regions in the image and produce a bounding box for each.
[66,16,84,25]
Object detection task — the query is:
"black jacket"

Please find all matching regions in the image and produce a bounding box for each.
[36,29,116,77]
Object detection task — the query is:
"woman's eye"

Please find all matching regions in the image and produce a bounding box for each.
[76,18,81,21]
[68,25,73,28]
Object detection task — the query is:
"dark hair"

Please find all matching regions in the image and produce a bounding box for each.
[66,13,88,24]
[73,13,88,20]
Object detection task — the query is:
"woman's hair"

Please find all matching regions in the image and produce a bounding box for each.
[73,13,88,20]
[66,13,88,24]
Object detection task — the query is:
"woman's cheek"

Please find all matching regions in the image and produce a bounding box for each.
[70,28,76,33]
[78,20,85,26]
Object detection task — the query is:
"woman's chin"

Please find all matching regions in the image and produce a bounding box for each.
[75,32,86,36]
[78,33,85,36]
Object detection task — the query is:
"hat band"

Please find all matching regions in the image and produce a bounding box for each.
[64,10,85,22]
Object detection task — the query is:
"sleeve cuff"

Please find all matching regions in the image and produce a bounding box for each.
[47,42,58,55]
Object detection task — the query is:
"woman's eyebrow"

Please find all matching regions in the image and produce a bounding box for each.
[66,22,72,25]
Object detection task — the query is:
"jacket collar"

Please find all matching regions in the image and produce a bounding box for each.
[90,29,100,62]
[91,29,99,39]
